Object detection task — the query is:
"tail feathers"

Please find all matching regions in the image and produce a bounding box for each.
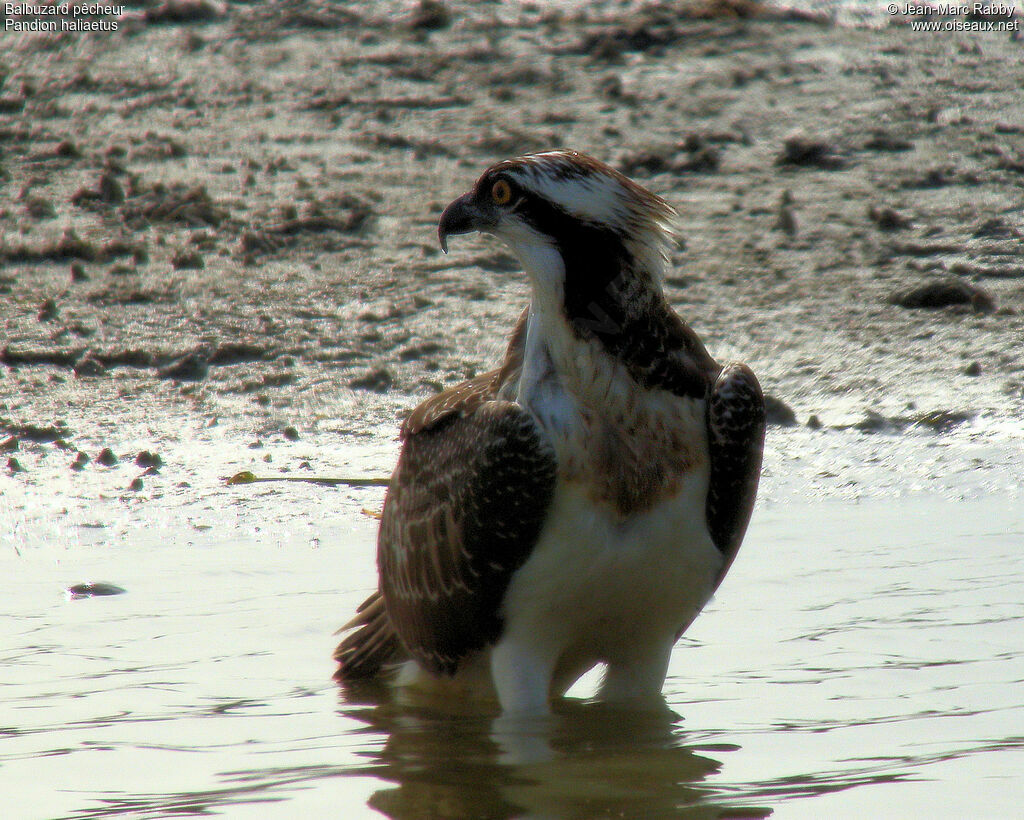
[333,591,405,681]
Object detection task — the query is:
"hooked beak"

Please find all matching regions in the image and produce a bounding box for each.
[438,192,489,254]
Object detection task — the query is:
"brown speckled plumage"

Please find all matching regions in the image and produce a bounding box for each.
[334,308,553,679]
[376,400,556,675]
[334,150,765,692]
[706,363,765,580]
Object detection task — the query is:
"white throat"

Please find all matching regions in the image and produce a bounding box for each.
[495,224,565,308]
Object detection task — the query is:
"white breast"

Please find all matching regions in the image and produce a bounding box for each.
[493,304,721,705]
[500,470,721,661]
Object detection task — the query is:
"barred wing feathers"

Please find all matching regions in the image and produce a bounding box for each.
[379,400,556,676]
[705,362,765,584]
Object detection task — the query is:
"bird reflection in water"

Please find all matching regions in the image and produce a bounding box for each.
[338,682,771,819]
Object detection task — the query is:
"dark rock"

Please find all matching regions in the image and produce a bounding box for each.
[71,451,90,471]
[349,367,394,393]
[972,216,1020,239]
[868,205,912,231]
[180,30,205,53]
[399,341,445,361]
[902,167,954,189]
[85,286,163,307]
[764,395,798,426]
[0,436,19,453]
[853,410,893,433]
[145,0,226,24]
[239,230,282,258]
[620,143,719,176]
[68,323,95,339]
[864,132,913,152]
[71,172,124,207]
[0,95,25,113]
[843,408,974,434]
[891,240,964,257]
[209,342,272,366]
[0,229,137,265]
[777,134,846,169]
[587,35,626,62]
[70,262,88,282]
[25,196,56,220]
[97,447,118,466]
[676,145,720,172]
[128,477,144,492]
[2,347,80,368]
[774,192,797,235]
[171,250,204,270]
[158,350,210,381]
[774,207,797,235]
[597,74,624,99]
[963,361,982,377]
[948,262,1024,279]
[407,0,449,30]
[806,414,822,429]
[239,372,294,392]
[995,152,1024,173]
[66,582,126,598]
[98,172,124,204]
[37,299,58,322]
[121,182,228,228]
[912,409,974,432]
[55,140,80,157]
[135,450,163,469]
[619,150,671,175]
[73,353,107,378]
[282,425,300,441]
[889,278,996,313]
[2,422,69,442]
[7,456,24,473]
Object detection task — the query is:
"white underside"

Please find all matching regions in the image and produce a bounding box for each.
[394,469,722,714]
[491,473,721,713]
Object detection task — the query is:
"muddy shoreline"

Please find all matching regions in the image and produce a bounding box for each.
[2,1,1022,532]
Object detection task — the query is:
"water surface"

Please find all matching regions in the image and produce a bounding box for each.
[4,487,1022,818]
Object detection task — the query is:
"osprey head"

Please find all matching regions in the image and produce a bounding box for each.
[438,150,676,287]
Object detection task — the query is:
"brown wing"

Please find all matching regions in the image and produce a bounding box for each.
[333,591,403,679]
[705,362,765,586]
[335,307,545,681]
[377,400,556,676]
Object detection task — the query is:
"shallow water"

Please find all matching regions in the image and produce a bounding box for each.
[4,479,1023,818]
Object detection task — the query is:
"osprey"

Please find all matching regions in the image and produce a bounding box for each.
[335,150,764,714]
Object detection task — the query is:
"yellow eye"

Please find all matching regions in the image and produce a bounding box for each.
[491,179,513,206]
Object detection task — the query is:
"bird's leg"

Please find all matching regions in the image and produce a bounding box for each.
[490,639,557,716]
[597,637,674,706]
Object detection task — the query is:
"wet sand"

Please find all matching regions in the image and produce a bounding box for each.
[2,0,1023,503]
